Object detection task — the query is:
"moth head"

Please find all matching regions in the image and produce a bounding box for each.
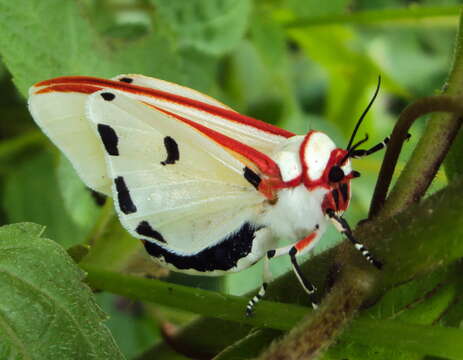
[299,131,358,213]
[317,76,381,214]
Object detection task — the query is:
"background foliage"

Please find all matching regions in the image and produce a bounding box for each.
[0,0,462,359]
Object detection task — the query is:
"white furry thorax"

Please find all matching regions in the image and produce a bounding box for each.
[261,185,328,241]
[260,132,337,242]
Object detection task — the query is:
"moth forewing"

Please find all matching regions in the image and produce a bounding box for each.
[28,89,111,195]
[86,90,267,259]
[111,74,234,110]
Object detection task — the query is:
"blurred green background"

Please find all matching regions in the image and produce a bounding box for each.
[0,0,460,358]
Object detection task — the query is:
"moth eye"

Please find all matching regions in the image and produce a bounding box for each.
[328,166,344,183]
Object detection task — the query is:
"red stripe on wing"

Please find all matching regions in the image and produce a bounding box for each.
[35,83,102,94]
[146,103,282,179]
[34,76,295,138]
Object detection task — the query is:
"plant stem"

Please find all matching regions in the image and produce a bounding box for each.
[81,263,463,359]
[0,131,45,160]
[282,5,460,28]
[371,9,463,219]
[258,267,374,360]
[369,95,463,218]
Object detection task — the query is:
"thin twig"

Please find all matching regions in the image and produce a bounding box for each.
[369,95,463,218]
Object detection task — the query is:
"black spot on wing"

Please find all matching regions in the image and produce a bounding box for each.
[143,223,263,272]
[97,124,119,156]
[101,92,115,101]
[119,77,133,83]
[340,183,349,202]
[244,167,261,189]
[114,176,137,214]
[136,221,166,243]
[161,136,179,165]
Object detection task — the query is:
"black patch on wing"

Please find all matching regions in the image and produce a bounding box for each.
[119,77,133,83]
[340,183,349,202]
[143,223,263,272]
[136,221,166,243]
[101,92,115,101]
[244,167,261,189]
[114,176,137,214]
[161,136,179,165]
[97,124,119,156]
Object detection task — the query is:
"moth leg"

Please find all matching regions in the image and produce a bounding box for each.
[350,136,389,158]
[326,209,383,269]
[350,132,412,159]
[246,227,322,316]
[246,255,273,317]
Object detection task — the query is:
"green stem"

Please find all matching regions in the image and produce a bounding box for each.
[369,95,463,218]
[282,5,460,28]
[84,200,113,246]
[81,264,463,359]
[82,263,309,331]
[0,131,45,160]
[374,9,463,219]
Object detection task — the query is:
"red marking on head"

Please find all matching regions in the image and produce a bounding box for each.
[321,181,351,213]
[34,76,295,138]
[298,132,350,189]
[299,131,316,186]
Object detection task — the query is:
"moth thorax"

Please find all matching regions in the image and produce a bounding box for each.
[302,131,336,182]
[272,135,304,182]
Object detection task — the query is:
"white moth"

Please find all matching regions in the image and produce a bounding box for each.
[28,74,385,314]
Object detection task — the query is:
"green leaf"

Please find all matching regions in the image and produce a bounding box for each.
[0,223,124,360]
[3,150,89,249]
[284,0,351,18]
[0,0,181,97]
[56,155,100,230]
[288,26,409,137]
[325,265,460,360]
[152,0,252,56]
[250,15,286,69]
[0,0,110,95]
[95,293,159,359]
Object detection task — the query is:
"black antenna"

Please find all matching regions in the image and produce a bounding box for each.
[346,76,381,151]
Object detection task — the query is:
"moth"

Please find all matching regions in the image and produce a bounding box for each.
[28,74,386,315]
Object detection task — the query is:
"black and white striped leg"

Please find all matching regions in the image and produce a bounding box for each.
[326,209,383,269]
[246,256,272,317]
[246,283,267,317]
[289,247,318,309]
[246,234,320,316]
[350,137,389,158]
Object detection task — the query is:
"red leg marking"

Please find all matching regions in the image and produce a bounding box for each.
[295,232,317,252]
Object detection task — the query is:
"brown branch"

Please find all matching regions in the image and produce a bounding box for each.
[369,95,463,218]
[258,267,374,360]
